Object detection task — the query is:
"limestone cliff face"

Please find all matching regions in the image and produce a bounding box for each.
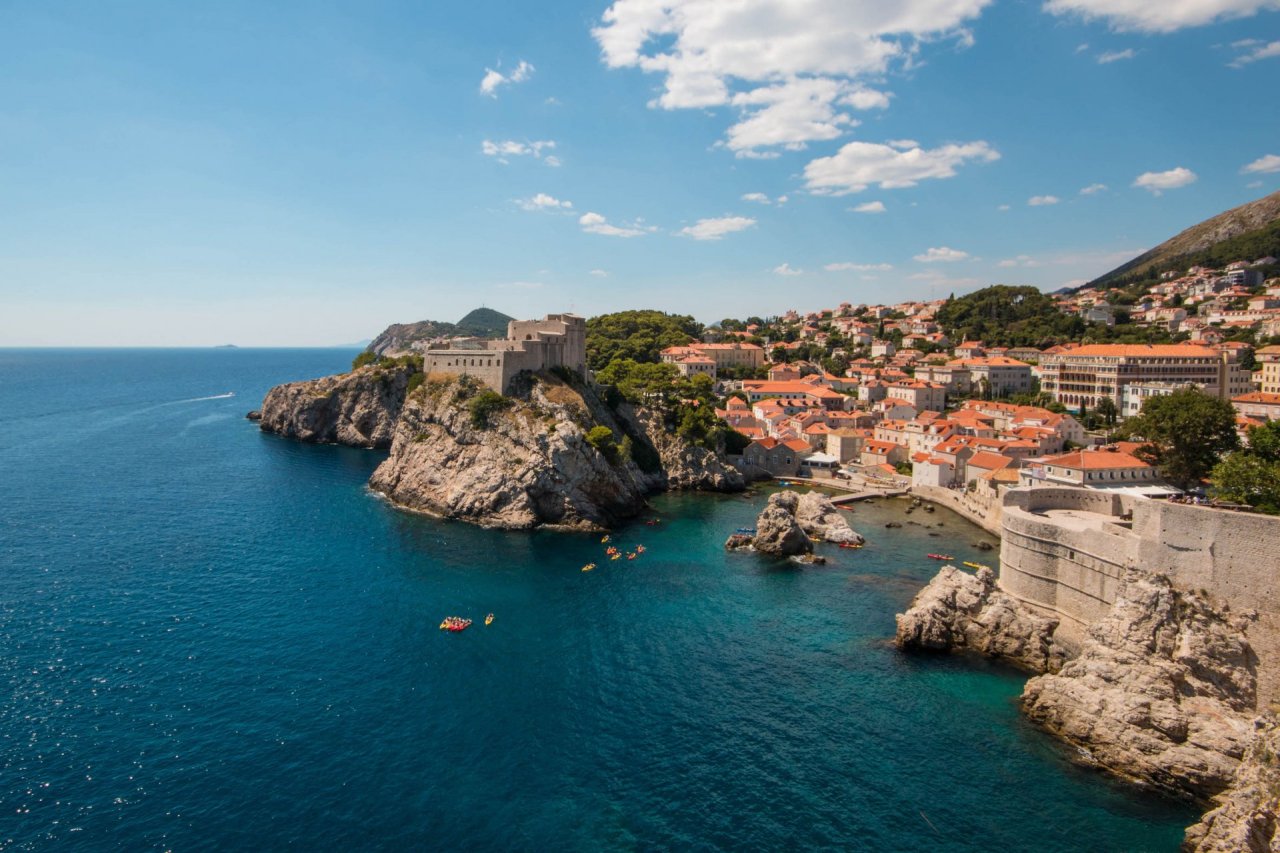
[367,373,656,530]
[895,566,1066,673]
[1021,572,1258,800]
[1184,714,1280,852]
[750,492,813,556]
[631,407,745,492]
[258,364,417,449]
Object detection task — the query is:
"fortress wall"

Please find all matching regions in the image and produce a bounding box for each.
[998,487,1280,704]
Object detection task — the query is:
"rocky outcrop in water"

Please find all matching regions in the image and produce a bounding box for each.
[367,372,656,530]
[751,492,813,556]
[633,408,745,492]
[258,363,418,448]
[1021,572,1258,800]
[1183,714,1280,852]
[795,492,864,544]
[895,566,1065,673]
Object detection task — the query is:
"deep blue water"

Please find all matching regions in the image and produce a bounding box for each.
[0,349,1195,851]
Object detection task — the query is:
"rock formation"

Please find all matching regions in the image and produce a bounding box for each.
[258,363,418,449]
[1021,572,1258,800]
[367,372,655,530]
[632,408,745,492]
[1183,714,1280,852]
[795,492,864,544]
[895,566,1065,673]
[726,491,810,556]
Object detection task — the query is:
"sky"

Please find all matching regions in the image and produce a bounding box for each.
[1,0,1279,346]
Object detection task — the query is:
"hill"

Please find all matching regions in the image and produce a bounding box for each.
[935,285,1085,348]
[366,308,514,356]
[1090,190,1280,288]
[455,307,514,338]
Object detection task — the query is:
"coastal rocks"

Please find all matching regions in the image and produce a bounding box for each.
[1021,572,1258,800]
[245,410,261,421]
[632,407,745,493]
[894,566,1066,674]
[795,492,864,544]
[749,492,813,556]
[1183,714,1280,852]
[258,363,416,448]
[367,372,653,530]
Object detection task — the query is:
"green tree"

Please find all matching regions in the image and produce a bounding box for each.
[1117,388,1239,490]
[585,425,620,464]
[1095,397,1118,427]
[585,310,702,370]
[1211,452,1280,512]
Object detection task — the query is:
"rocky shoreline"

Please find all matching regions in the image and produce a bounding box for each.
[257,366,744,530]
[725,490,865,557]
[896,565,1277,849]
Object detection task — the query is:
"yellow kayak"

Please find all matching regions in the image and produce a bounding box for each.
[963,562,990,570]
[582,563,596,572]
[485,614,494,625]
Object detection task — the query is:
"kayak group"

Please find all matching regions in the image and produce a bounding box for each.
[439,616,473,632]
[590,539,648,570]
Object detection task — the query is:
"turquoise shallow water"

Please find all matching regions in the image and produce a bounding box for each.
[0,349,1195,850]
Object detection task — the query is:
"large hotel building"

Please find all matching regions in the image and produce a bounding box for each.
[1038,344,1249,411]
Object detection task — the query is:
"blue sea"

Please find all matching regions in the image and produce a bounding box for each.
[0,349,1195,851]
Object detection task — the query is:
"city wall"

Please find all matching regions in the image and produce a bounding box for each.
[998,487,1280,705]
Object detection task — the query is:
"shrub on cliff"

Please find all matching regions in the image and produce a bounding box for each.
[468,390,513,429]
[586,425,620,464]
[352,350,378,370]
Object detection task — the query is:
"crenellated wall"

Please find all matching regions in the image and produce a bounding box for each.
[998,487,1280,704]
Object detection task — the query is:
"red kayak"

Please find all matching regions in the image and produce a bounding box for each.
[927,553,954,561]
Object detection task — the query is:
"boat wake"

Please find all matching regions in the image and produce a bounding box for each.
[179,392,236,403]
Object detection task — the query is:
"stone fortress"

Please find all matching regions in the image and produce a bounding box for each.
[423,313,587,394]
[998,486,1280,706]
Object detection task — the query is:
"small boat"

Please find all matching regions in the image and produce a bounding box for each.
[601,535,610,543]
[838,543,863,550]
[485,613,494,625]
[439,616,472,633]
[963,562,990,571]
[736,527,757,535]
[611,553,621,561]
[582,563,596,572]
[636,545,646,553]
[927,553,954,561]
[606,546,619,555]
[626,552,637,560]
[645,519,661,526]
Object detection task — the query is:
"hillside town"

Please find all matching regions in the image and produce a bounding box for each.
[644,255,1280,507]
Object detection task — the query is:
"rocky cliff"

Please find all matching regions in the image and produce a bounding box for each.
[895,566,1066,673]
[367,372,657,530]
[726,490,864,556]
[1021,572,1258,800]
[1184,714,1280,852]
[632,407,745,492]
[796,492,864,545]
[258,363,418,449]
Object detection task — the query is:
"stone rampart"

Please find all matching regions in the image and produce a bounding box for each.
[999,487,1280,704]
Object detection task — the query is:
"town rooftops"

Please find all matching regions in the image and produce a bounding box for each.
[1049,344,1219,358]
[1232,392,1280,404]
[1040,449,1151,470]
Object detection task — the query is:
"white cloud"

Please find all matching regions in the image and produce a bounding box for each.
[741,192,772,204]
[518,193,572,211]
[773,263,803,276]
[589,269,609,277]
[1028,195,1060,206]
[1097,48,1137,63]
[1044,0,1280,33]
[804,140,999,195]
[592,0,990,154]
[824,262,893,271]
[997,255,1043,268]
[1133,166,1198,194]
[579,211,647,238]
[851,200,887,213]
[997,204,1011,211]
[914,246,970,263]
[679,216,757,241]
[1242,154,1280,174]
[1080,183,1108,195]
[1230,39,1280,66]
[481,139,557,164]
[480,60,535,97]
[1247,180,1264,188]
[1075,42,1091,52]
